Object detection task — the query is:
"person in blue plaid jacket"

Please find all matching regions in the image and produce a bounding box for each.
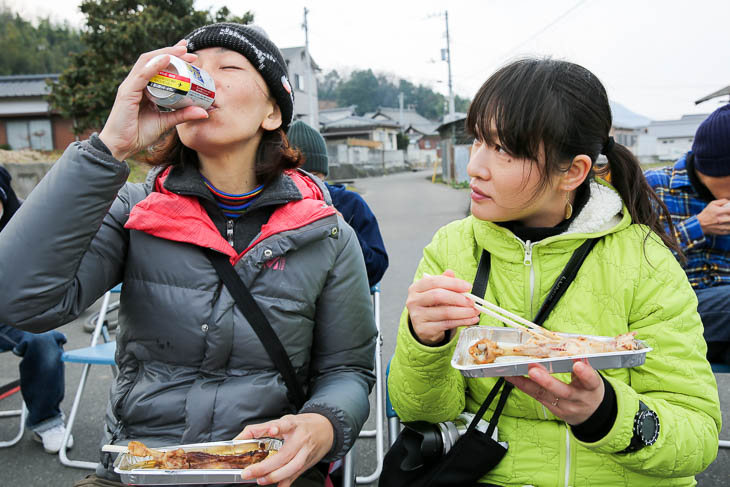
[645,104,730,365]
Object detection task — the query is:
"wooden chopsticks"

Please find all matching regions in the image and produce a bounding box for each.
[420,272,559,342]
[463,292,561,342]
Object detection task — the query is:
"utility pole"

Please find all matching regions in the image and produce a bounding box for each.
[398,92,404,128]
[303,7,316,127]
[444,10,455,119]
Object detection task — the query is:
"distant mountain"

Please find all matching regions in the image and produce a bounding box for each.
[610,100,652,128]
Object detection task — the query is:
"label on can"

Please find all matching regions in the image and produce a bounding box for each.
[145,55,215,110]
[149,71,191,95]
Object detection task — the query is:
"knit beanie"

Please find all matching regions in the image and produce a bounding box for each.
[287,120,329,176]
[184,23,294,131]
[692,104,730,177]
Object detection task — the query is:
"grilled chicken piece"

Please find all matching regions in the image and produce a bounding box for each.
[126,440,271,469]
[468,332,638,364]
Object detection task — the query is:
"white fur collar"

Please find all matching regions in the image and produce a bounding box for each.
[564,180,623,235]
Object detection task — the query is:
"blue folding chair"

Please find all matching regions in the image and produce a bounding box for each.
[343,283,387,486]
[59,284,120,469]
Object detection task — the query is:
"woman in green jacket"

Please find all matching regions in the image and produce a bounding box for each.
[389,58,721,486]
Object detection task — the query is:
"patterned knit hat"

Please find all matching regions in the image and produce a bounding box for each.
[692,104,730,177]
[287,120,329,176]
[184,23,294,131]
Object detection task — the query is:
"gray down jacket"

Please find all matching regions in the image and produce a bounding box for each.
[0,136,377,473]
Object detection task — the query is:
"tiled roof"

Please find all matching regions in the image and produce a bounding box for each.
[364,106,439,134]
[648,114,709,139]
[0,74,58,98]
[322,115,400,130]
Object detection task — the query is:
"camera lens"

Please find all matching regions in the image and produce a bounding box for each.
[437,421,461,455]
[403,421,444,462]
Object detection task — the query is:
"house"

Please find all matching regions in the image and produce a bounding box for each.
[281,47,320,127]
[436,114,470,183]
[364,106,441,167]
[319,105,357,125]
[316,111,405,176]
[320,115,401,151]
[0,74,83,151]
[640,113,709,162]
[609,100,652,157]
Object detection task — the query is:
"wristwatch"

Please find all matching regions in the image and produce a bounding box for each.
[619,401,659,454]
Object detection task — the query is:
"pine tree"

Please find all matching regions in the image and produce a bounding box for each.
[48,0,253,134]
[0,7,82,75]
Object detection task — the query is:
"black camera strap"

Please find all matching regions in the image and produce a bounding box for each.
[205,248,306,409]
[466,237,599,432]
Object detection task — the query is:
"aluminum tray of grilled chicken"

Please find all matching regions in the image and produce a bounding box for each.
[452,326,651,378]
[113,438,282,485]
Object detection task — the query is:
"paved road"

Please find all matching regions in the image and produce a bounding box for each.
[1,169,728,486]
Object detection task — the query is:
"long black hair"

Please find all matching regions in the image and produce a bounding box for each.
[466,58,681,256]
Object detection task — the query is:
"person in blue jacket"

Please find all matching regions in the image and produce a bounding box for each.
[0,165,72,454]
[287,120,389,287]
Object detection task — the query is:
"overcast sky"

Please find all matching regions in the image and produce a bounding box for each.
[6,0,730,121]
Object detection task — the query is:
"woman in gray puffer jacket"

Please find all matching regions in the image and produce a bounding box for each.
[0,24,376,487]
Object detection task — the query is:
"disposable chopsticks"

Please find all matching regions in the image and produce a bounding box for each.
[464,292,561,341]
[420,272,559,341]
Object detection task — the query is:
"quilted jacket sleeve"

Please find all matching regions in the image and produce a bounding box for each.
[573,231,722,477]
[388,225,468,423]
[0,137,130,332]
[299,221,377,461]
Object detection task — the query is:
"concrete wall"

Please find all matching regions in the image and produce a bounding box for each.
[325,142,409,179]
[3,161,54,199]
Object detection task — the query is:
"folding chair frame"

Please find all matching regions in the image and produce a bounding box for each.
[0,380,27,448]
[343,285,386,486]
[59,289,119,469]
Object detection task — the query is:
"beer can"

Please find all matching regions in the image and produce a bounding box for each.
[145,55,215,110]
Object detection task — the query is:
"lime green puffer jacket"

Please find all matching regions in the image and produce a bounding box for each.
[389,181,721,487]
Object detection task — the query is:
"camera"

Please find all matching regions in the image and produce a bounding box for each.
[399,413,500,469]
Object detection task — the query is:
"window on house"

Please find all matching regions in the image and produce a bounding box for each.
[295,73,304,91]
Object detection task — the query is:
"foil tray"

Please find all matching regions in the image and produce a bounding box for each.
[113,438,282,485]
[452,326,651,378]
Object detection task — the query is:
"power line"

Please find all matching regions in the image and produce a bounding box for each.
[501,0,591,60]
[461,0,592,83]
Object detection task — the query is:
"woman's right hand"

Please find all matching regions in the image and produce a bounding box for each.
[99,40,209,161]
[406,270,480,345]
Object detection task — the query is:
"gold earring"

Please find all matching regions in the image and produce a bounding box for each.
[564,193,573,220]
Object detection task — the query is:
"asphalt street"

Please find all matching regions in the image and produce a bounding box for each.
[1,169,728,486]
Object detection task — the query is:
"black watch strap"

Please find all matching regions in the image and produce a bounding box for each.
[618,401,659,454]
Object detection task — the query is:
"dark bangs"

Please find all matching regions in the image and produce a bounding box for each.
[145,129,303,187]
[466,58,609,192]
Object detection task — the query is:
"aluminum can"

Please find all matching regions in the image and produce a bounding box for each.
[145,55,215,110]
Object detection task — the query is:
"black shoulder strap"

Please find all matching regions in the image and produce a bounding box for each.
[532,238,599,326]
[467,238,599,429]
[472,249,491,300]
[204,248,306,409]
